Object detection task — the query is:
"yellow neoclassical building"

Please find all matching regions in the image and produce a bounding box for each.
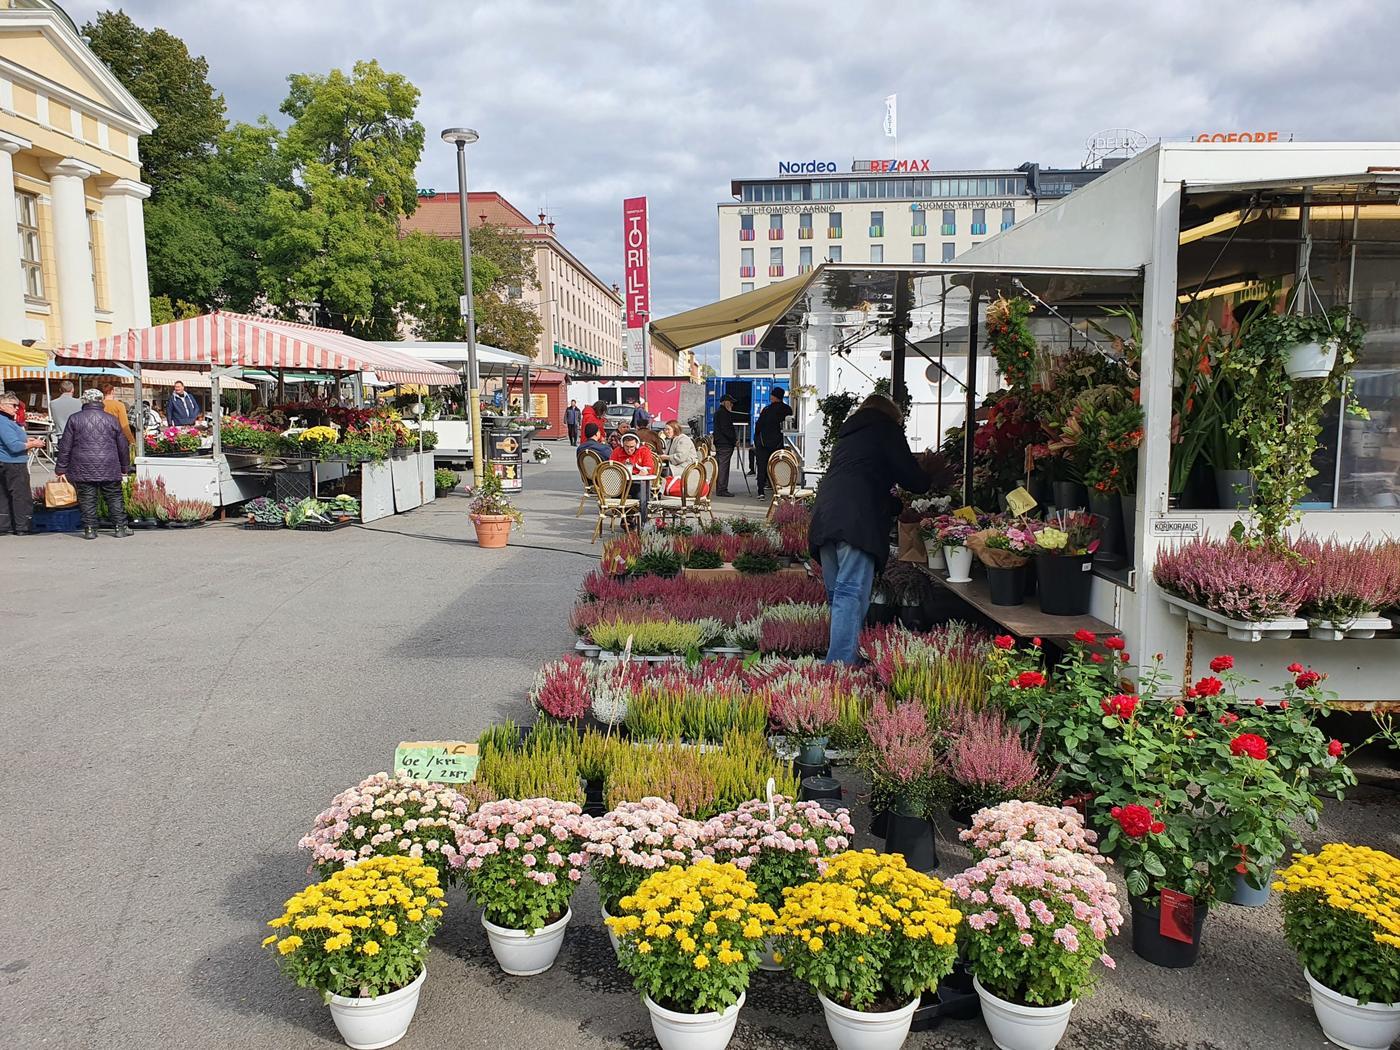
[0,0,155,350]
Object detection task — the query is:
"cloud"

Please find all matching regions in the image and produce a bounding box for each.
[67,0,1400,367]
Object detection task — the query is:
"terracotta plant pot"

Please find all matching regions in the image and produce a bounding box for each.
[472,513,513,548]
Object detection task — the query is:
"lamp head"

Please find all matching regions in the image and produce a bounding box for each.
[441,128,479,146]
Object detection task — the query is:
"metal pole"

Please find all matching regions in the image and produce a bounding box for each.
[452,139,485,483]
[890,276,908,411]
[963,282,979,506]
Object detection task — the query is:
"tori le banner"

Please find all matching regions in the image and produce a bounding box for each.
[623,196,650,374]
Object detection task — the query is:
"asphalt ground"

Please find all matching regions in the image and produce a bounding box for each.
[2,446,1397,1050]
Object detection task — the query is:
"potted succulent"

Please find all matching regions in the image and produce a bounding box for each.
[1033,511,1099,616]
[1275,843,1400,1050]
[583,798,704,954]
[263,855,445,1049]
[774,849,960,1050]
[950,841,1123,1050]
[606,860,775,1050]
[468,469,524,548]
[455,798,591,975]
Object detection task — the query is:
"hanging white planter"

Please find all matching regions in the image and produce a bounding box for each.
[1284,338,1338,380]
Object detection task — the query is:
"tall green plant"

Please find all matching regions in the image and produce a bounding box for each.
[816,391,859,467]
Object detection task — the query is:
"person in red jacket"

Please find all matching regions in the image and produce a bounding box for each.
[581,400,603,435]
[609,431,655,473]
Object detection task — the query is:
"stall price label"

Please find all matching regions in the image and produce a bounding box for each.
[1150,517,1202,539]
[394,740,479,782]
[952,506,978,524]
[1005,486,1038,516]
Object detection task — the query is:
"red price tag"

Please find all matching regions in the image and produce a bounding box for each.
[1159,888,1196,944]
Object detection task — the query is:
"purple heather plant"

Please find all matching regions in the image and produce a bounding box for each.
[1294,535,1400,623]
[946,708,1056,811]
[1152,537,1314,622]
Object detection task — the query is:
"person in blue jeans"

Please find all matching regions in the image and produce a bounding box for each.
[807,393,933,663]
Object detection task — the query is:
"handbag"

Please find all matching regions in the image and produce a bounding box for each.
[45,479,77,508]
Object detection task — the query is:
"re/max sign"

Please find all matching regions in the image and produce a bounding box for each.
[853,159,934,173]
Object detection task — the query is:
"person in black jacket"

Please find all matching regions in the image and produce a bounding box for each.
[753,387,793,497]
[808,393,931,662]
[55,389,131,540]
[711,393,739,497]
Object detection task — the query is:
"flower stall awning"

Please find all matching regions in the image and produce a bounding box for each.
[57,312,461,386]
[650,272,822,355]
[0,337,47,368]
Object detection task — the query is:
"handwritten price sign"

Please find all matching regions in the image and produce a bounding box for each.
[393,740,479,783]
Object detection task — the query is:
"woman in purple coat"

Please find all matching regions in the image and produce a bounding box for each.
[55,389,131,540]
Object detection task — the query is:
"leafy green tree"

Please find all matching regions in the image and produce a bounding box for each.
[81,10,226,190]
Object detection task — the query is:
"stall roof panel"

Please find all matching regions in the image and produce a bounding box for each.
[650,273,821,354]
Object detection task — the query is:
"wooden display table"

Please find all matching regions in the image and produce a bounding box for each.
[926,571,1114,644]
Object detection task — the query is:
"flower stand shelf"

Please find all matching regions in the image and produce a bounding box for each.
[925,568,1115,645]
[1307,617,1392,641]
[1159,592,1361,642]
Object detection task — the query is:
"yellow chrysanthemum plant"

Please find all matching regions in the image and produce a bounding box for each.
[1275,843,1400,1006]
[264,855,446,1001]
[773,850,961,1012]
[605,859,776,1014]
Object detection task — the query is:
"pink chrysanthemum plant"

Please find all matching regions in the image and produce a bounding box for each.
[959,800,1105,865]
[698,796,857,910]
[584,797,704,915]
[298,772,491,886]
[949,840,1123,1008]
[456,798,592,932]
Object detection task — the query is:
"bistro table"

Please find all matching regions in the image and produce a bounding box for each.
[629,470,657,520]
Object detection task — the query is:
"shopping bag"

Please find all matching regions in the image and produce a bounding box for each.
[45,479,77,508]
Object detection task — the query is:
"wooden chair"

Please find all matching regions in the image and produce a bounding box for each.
[765,449,815,519]
[697,456,718,523]
[591,460,639,543]
[650,463,709,529]
[576,449,604,517]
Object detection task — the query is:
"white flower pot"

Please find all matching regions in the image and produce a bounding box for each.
[817,990,920,1050]
[327,967,426,1050]
[601,903,620,955]
[1305,968,1400,1050]
[975,977,1075,1050]
[1284,339,1338,380]
[944,545,973,584]
[757,936,786,972]
[925,546,946,572]
[643,991,745,1050]
[481,908,572,976]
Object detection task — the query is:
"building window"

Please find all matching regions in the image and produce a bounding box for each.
[911,208,927,237]
[799,245,813,273]
[941,209,956,236]
[1002,206,1016,231]
[971,208,987,236]
[769,245,784,277]
[17,191,43,300]
[828,245,842,263]
[739,213,755,240]
[737,349,753,371]
[942,242,956,263]
[740,247,754,278]
[871,244,884,264]
[742,281,754,293]
[829,211,842,238]
[798,212,813,239]
[769,212,783,239]
[869,210,884,237]
[912,243,926,263]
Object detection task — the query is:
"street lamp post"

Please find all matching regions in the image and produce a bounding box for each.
[442,127,484,482]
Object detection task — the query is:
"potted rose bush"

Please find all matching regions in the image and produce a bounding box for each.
[950,842,1123,1050]
[264,855,445,1049]
[584,798,704,952]
[1275,843,1400,1050]
[606,860,775,1050]
[456,798,591,975]
[774,849,960,1050]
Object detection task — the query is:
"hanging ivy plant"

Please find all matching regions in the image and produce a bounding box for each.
[816,390,860,467]
[985,296,1039,392]
[1225,305,1366,541]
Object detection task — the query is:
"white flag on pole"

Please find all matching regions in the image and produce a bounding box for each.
[883,94,897,138]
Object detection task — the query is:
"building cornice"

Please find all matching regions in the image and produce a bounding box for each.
[102,177,151,200]
[0,128,31,154]
[43,156,101,179]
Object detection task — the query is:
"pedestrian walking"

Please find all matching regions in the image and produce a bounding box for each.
[55,389,131,540]
[565,399,582,446]
[49,381,81,444]
[711,392,739,497]
[94,377,136,460]
[632,397,652,429]
[0,391,46,535]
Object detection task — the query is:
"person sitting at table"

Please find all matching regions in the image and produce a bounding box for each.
[661,420,698,475]
[610,430,655,473]
[165,381,200,427]
[577,422,612,462]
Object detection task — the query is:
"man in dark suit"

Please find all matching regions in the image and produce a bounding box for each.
[711,393,739,497]
[753,386,793,497]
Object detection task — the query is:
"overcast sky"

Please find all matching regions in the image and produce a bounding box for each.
[68,0,1400,363]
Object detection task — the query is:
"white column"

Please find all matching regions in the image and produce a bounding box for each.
[42,157,100,346]
[101,178,152,331]
[0,132,30,342]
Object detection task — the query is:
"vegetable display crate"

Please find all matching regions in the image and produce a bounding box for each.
[30,507,82,533]
[243,521,285,531]
[294,520,354,532]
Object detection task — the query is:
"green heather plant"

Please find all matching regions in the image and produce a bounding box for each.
[587,618,713,655]
[733,550,780,574]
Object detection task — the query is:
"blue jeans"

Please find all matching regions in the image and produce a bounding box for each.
[820,542,875,664]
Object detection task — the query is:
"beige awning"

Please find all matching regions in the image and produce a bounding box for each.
[129,369,255,391]
[649,271,822,355]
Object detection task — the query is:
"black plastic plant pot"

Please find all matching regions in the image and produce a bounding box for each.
[1036,553,1094,616]
[1087,489,1125,562]
[947,801,975,828]
[798,775,842,802]
[883,812,938,872]
[1052,480,1089,511]
[865,602,897,627]
[936,961,981,1021]
[793,759,831,782]
[985,566,1026,607]
[909,992,942,1033]
[814,799,846,817]
[1130,897,1209,969]
[869,808,890,838]
[583,781,606,817]
[898,604,930,631]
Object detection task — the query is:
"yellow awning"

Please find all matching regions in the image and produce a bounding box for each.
[649,270,822,355]
[0,338,47,369]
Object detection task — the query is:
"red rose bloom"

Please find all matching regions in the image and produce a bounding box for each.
[1090,653,1105,664]
[1101,693,1139,719]
[1328,739,1344,757]
[1287,662,1304,674]
[1295,670,1322,689]
[1074,629,1097,644]
[1219,712,1239,726]
[1172,705,1186,717]
[1031,637,1042,647]
[1012,670,1047,689]
[1104,637,1126,651]
[1210,655,1234,672]
[993,634,1015,650]
[1254,699,1264,707]
[1235,862,1249,875]
[1150,821,1165,835]
[1230,733,1268,760]
[1115,804,1155,838]
[1120,651,1131,663]
[1280,700,1290,710]
[1193,676,1224,697]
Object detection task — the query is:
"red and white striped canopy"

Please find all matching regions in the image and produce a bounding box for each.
[60,312,461,386]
